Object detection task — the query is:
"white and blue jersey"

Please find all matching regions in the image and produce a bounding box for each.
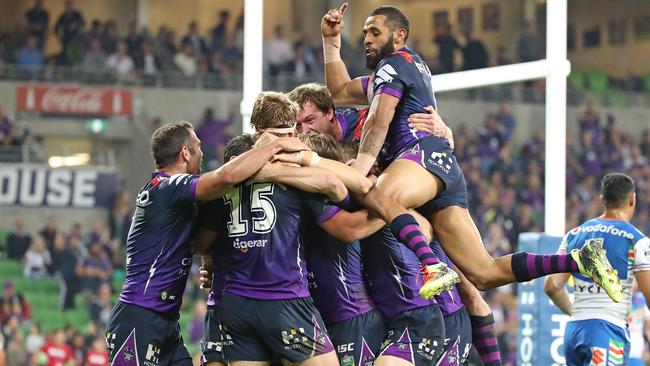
[559,217,650,366]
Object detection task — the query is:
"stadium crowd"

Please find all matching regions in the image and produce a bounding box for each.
[1,99,648,364]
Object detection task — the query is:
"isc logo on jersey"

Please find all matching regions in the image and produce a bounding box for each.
[232,238,267,253]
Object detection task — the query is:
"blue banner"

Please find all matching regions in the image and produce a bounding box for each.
[0,164,118,208]
[517,233,573,366]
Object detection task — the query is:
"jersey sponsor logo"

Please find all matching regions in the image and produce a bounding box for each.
[427,151,453,174]
[232,237,268,253]
[575,283,605,294]
[337,343,354,354]
[374,64,398,88]
[341,354,355,366]
[144,344,160,366]
[590,346,606,366]
[573,224,634,239]
[416,337,438,360]
[136,190,152,206]
[281,327,309,351]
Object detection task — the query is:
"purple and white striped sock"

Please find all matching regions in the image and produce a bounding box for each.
[389,214,440,266]
[511,252,579,282]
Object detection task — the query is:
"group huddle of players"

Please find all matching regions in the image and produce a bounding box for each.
[103,4,624,366]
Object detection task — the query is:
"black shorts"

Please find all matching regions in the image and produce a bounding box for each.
[327,310,385,366]
[377,304,445,366]
[105,301,192,366]
[438,308,472,366]
[220,293,334,363]
[201,306,230,365]
[395,137,468,216]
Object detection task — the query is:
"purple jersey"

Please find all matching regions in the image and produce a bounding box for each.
[202,183,332,300]
[304,219,374,324]
[206,250,226,307]
[361,46,442,166]
[119,172,199,315]
[431,240,464,316]
[335,107,369,143]
[361,226,435,318]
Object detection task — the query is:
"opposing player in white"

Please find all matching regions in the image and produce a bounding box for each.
[545,173,650,366]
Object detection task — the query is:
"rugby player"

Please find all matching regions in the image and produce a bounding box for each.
[317,3,622,301]
[544,173,650,366]
[105,121,308,366]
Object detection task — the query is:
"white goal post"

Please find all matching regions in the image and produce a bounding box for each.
[240,0,569,235]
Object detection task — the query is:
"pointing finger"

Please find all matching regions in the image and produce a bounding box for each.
[339,3,348,16]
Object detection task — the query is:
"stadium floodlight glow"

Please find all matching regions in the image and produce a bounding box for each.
[48,153,91,168]
[242,0,568,235]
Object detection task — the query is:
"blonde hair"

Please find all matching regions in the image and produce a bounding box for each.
[250,91,299,131]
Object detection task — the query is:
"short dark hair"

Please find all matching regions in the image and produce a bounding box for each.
[298,133,344,162]
[150,121,194,169]
[287,83,335,116]
[224,134,254,161]
[601,173,635,208]
[371,6,410,41]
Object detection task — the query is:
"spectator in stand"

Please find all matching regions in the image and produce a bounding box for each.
[54,0,84,56]
[6,328,27,365]
[460,31,488,70]
[70,331,86,363]
[433,23,459,74]
[210,10,230,52]
[288,42,313,79]
[517,20,542,62]
[153,25,177,71]
[85,337,109,366]
[109,191,132,247]
[195,106,234,168]
[496,101,516,141]
[208,50,230,76]
[0,106,12,141]
[0,280,32,326]
[477,113,505,175]
[265,25,293,76]
[484,222,512,257]
[39,217,58,251]
[81,19,103,50]
[88,283,113,328]
[134,41,160,76]
[51,233,80,310]
[100,20,119,55]
[124,21,142,57]
[174,40,197,76]
[82,37,106,74]
[16,35,43,74]
[76,240,112,293]
[24,0,49,50]
[182,21,207,56]
[25,323,45,356]
[106,41,135,79]
[23,235,51,278]
[6,217,31,261]
[40,329,74,366]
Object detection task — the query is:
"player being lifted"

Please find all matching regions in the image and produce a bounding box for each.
[313,3,623,301]
[105,121,308,366]
[544,173,650,366]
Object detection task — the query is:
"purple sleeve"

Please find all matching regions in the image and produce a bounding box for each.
[375,86,403,100]
[161,174,200,205]
[360,76,370,97]
[318,205,342,224]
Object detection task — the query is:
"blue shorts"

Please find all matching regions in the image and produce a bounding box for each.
[628,358,644,366]
[327,310,385,366]
[395,137,468,216]
[201,306,229,365]
[378,304,446,366]
[438,308,472,366]
[564,319,629,366]
[105,301,192,366]
[220,293,334,363]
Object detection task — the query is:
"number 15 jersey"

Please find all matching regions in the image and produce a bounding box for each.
[202,183,336,301]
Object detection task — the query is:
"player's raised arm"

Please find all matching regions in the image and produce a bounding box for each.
[195,135,308,201]
[353,92,399,175]
[322,3,367,105]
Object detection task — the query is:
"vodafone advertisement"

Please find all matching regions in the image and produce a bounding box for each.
[16,85,133,117]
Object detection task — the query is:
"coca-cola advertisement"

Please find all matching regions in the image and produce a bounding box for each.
[16,85,133,117]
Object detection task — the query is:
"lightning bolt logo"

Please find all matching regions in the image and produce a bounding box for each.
[337,254,350,299]
[389,255,406,297]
